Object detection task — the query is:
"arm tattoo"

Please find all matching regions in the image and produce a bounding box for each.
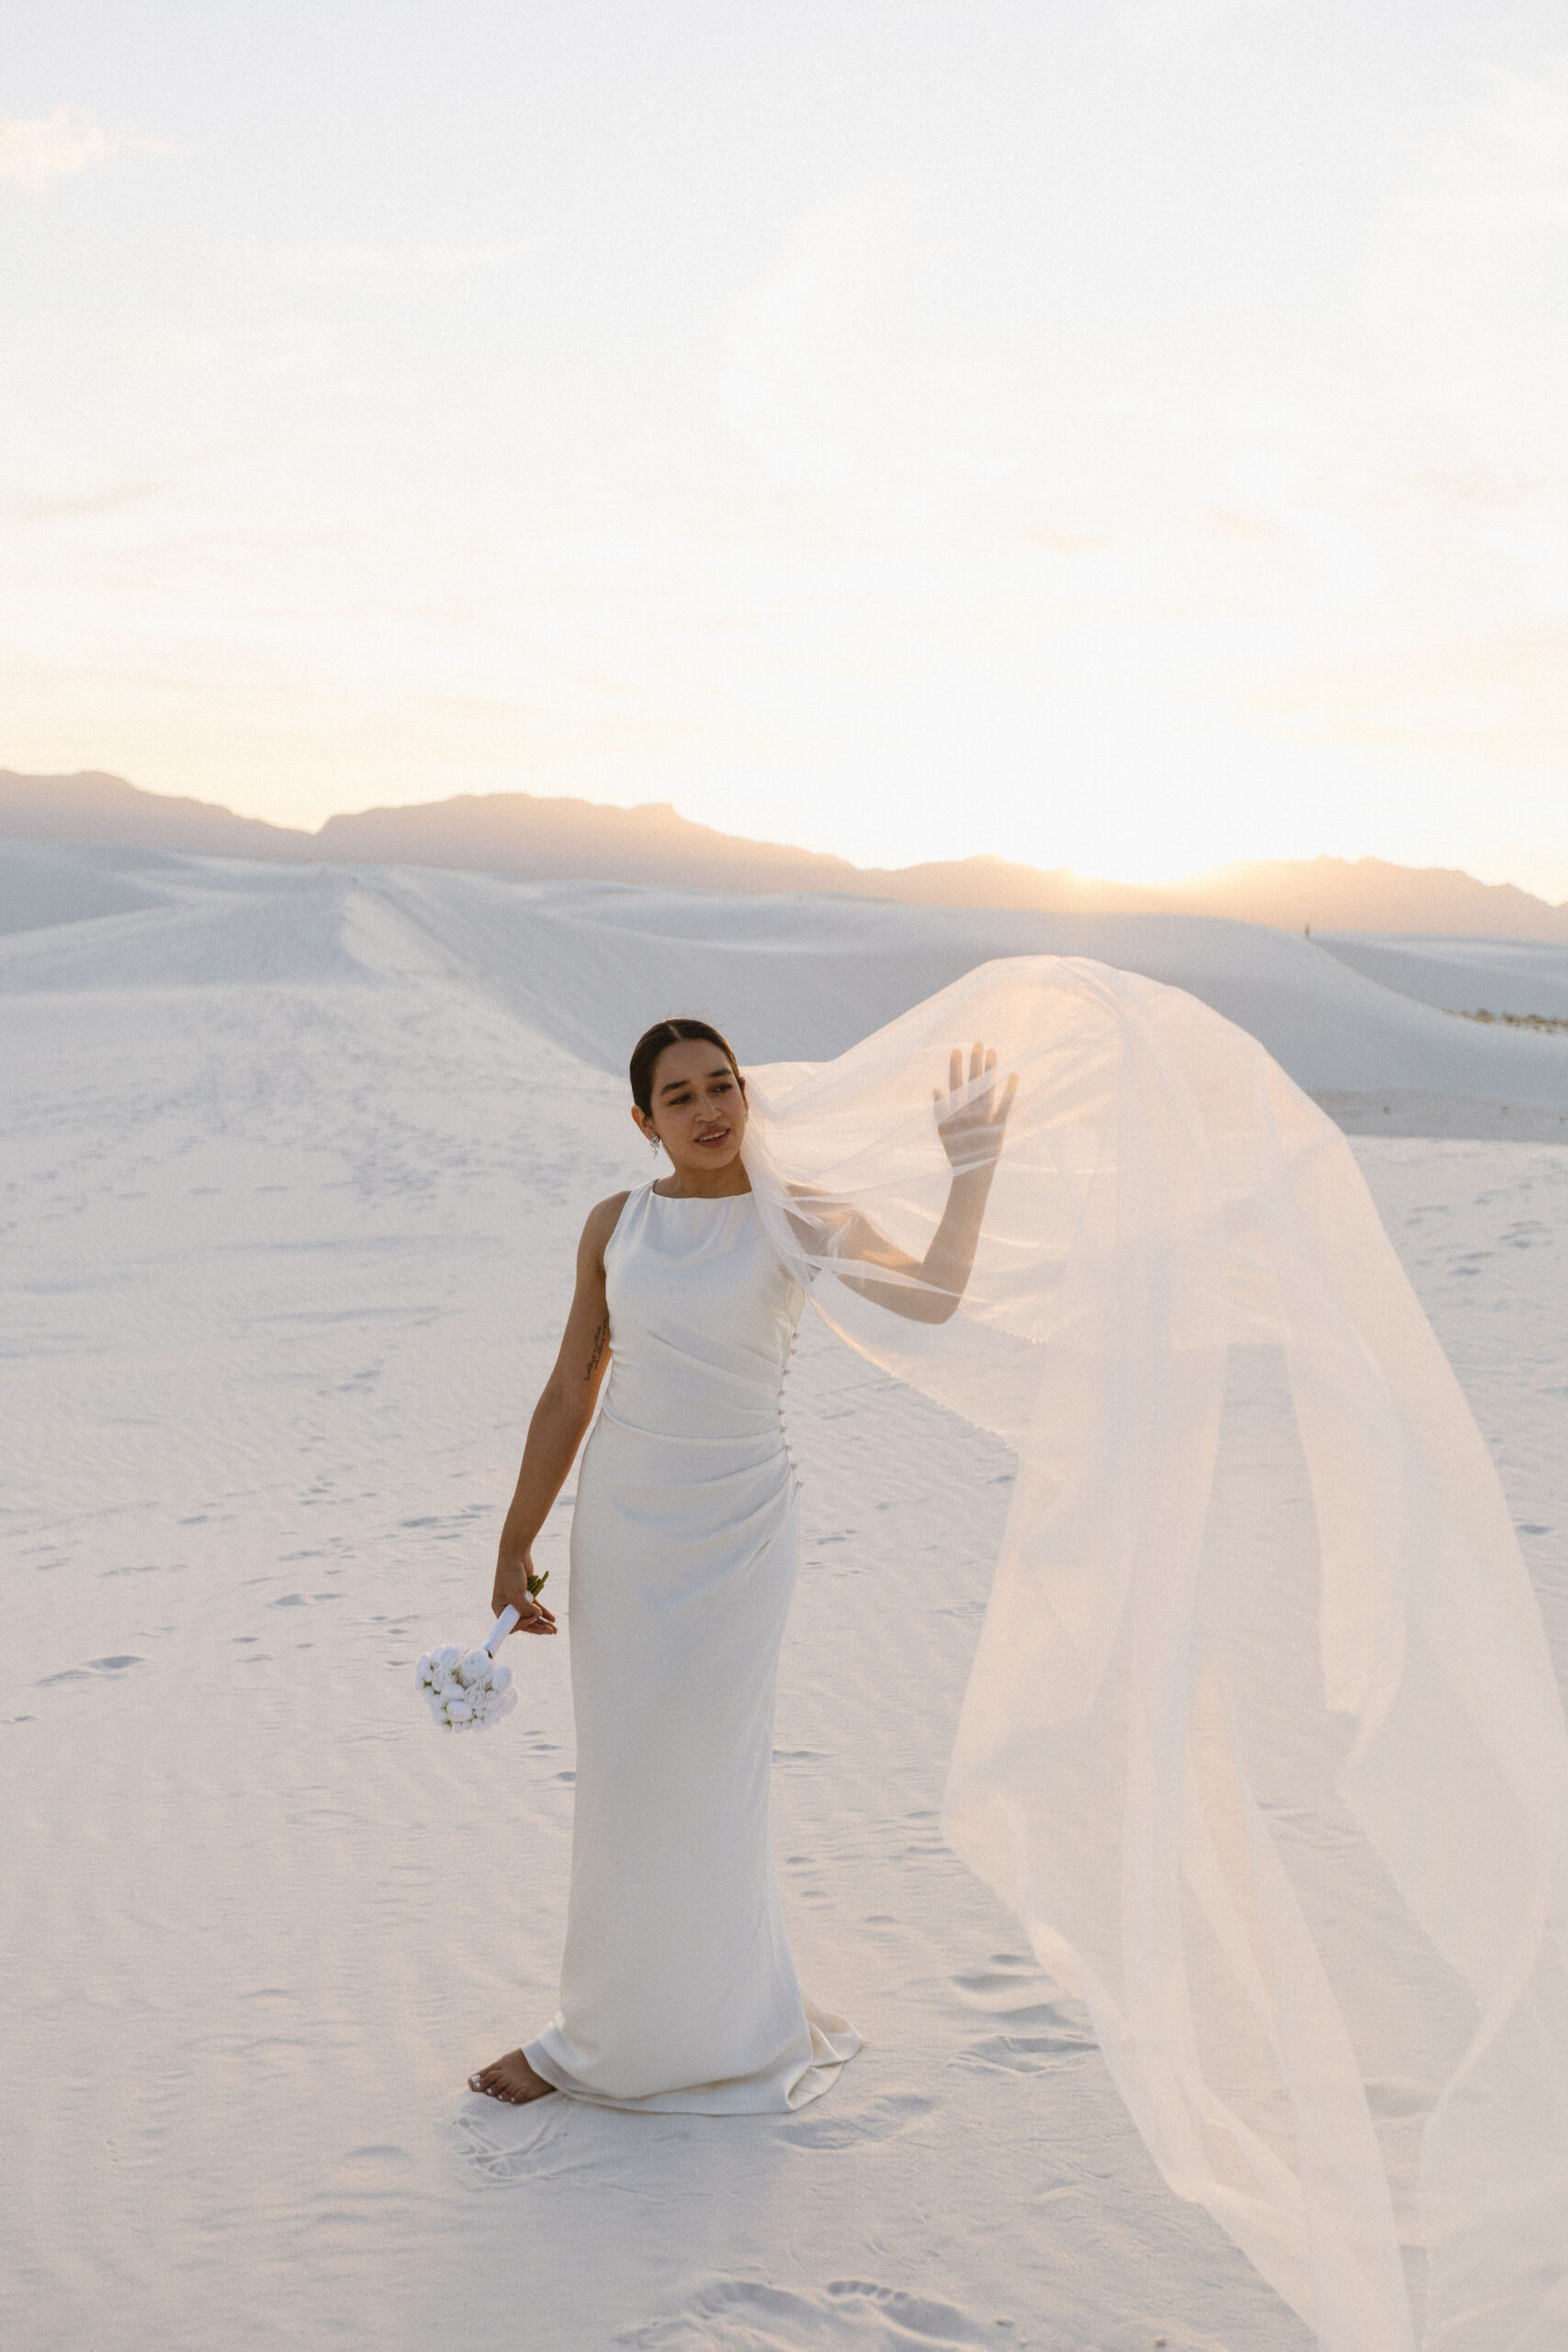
[584,1316,609,1383]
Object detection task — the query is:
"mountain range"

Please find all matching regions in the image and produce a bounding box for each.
[5,766,1566,941]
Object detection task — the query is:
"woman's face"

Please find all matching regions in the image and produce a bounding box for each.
[636,1040,747,1173]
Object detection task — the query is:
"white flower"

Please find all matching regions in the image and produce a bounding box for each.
[415,1625,520,1731]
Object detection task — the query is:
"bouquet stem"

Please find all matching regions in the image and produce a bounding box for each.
[483,1606,519,1656]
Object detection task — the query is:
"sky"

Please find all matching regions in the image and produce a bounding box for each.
[2,3,1566,894]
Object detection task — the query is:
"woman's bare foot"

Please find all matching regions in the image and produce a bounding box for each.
[468,2048,557,2106]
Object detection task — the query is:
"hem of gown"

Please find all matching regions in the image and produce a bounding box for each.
[522,1999,863,2116]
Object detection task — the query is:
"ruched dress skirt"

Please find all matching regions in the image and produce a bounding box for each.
[523,1182,860,2112]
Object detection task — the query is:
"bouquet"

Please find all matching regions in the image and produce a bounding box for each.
[416,1603,522,1730]
[415,1571,548,1732]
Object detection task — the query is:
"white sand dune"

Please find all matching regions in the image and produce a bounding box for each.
[6,844,1568,1112]
[5,842,1566,2349]
[1317,932,1568,1021]
[0,841,172,937]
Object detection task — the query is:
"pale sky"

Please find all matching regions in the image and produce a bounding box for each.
[2,3,1566,893]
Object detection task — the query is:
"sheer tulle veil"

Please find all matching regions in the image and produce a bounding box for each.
[739,955,1568,2352]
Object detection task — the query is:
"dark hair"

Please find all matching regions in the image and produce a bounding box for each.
[629,1018,744,1116]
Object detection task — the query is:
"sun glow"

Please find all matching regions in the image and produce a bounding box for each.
[2,10,1565,900]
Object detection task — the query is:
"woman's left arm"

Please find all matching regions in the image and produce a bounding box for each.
[817,1043,1016,1325]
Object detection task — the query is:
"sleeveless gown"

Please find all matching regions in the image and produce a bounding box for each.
[522,1182,862,2112]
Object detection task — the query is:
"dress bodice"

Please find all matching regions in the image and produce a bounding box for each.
[530,1175,856,2115]
[601,1183,804,1445]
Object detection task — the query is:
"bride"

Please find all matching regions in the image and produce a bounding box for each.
[469,1015,1015,2111]
[462,960,1568,2352]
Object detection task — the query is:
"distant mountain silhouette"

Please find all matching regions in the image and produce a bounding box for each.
[5,767,1567,941]
[316,791,863,895]
[0,769,306,858]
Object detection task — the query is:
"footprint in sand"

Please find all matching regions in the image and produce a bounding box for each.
[959,2028,1095,2074]
[38,1655,145,1685]
[780,2091,937,2152]
[453,2094,578,2188]
[615,2274,1010,2346]
[453,2092,669,2191]
[952,1951,1097,2069]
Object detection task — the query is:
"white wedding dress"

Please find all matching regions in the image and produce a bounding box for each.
[504,956,1568,2350]
[522,1181,861,2112]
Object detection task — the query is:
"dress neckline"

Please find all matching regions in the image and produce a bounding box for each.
[648,1182,754,1205]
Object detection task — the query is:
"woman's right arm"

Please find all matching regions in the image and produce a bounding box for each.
[785,1046,1015,1326]
[490,1191,628,1635]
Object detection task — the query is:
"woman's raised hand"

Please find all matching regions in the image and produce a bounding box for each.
[933,1043,1018,1174]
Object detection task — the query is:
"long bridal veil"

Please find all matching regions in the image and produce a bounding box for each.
[741,956,1568,2352]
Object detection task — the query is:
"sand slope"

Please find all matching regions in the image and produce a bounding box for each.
[4,845,1566,2349]
[1317,933,1568,1021]
[5,844,1567,1114]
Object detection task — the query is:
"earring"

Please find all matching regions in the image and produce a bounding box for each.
[647,1133,661,1157]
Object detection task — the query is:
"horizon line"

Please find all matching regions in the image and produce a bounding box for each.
[6,763,1565,911]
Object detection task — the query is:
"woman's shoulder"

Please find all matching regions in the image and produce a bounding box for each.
[585,1185,634,1241]
[581,1189,635,1254]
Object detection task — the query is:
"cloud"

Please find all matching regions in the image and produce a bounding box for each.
[718,177,943,489]
[1123,0,1256,51]
[2,481,165,522]
[1394,60,1568,233]
[1242,625,1568,767]
[1359,61,1568,449]
[0,107,168,184]
[269,241,530,286]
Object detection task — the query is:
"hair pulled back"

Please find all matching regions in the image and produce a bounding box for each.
[628,1018,745,1117]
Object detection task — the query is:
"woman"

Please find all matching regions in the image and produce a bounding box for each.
[469,1016,1015,2111]
[459,956,1568,2352]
